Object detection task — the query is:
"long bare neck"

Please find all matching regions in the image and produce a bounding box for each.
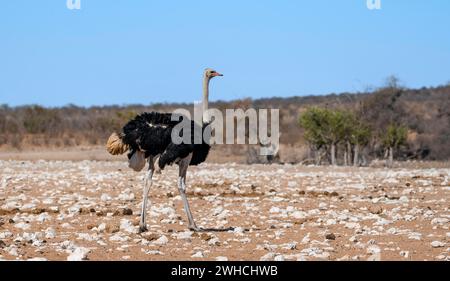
[202,75,210,123]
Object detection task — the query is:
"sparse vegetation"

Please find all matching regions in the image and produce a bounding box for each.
[299,108,373,166]
[382,124,408,168]
[0,82,449,163]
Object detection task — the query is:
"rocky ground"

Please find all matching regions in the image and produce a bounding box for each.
[0,160,449,261]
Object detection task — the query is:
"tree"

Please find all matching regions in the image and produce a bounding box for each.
[350,121,371,166]
[299,108,349,166]
[324,110,348,166]
[382,124,408,167]
[299,107,327,164]
[384,75,402,90]
[340,111,358,166]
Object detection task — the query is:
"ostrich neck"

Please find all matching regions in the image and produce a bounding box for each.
[202,76,210,124]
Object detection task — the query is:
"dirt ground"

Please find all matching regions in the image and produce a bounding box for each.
[0,149,449,261]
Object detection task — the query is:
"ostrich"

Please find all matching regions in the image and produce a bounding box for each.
[106,68,223,233]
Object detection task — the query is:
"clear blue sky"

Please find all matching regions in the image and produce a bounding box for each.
[1,0,449,107]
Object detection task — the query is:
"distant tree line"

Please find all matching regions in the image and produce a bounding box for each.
[299,107,407,167]
[0,78,449,163]
[298,76,442,166]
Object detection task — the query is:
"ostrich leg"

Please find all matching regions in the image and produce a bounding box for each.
[139,157,154,233]
[178,153,200,231]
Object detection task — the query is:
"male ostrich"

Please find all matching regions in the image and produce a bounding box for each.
[106,68,223,233]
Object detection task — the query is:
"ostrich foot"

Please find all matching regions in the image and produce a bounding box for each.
[188,225,201,232]
[138,224,148,233]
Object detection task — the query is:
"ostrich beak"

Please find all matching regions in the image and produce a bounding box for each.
[213,72,223,77]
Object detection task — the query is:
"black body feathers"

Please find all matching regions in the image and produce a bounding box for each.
[121,112,211,169]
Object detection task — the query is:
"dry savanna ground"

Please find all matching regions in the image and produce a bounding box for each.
[0,150,449,261]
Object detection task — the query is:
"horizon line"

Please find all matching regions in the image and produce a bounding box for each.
[2,81,449,109]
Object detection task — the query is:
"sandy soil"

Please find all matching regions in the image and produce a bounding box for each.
[0,156,449,261]
[0,146,246,164]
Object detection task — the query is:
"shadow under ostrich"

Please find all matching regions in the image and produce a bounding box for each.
[106,68,232,233]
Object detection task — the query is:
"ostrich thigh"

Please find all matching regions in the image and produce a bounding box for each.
[129,150,146,172]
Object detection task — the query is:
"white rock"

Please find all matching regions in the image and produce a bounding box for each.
[118,193,135,201]
[286,206,295,212]
[217,210,230,220]
[77,233,95,241]
[228,183,241,192]
[67,247,90,261]
[367,245,381,254]
[373,218,391,227]
[208,238,221,246]
[0,231,13,239]
[301,233,310,244]
[144,250,163,255]
[233,227,245,234]
[45,228,56,239]
[28,258,48,261]
[287,181,296,188]
[68,205,81,214]
[291,211,307,219]
[37,213,50,223]
[175,231,193,240]
[61,223,73,229]
[269,206,281,213]
[345,222,360,229]
[408,233,422,240]
[431,241,445,248]
[431,218,449,225]
[274,255,285,261]
[6,245,19,256]
[337,214,349,221]
[100,194,112,202]
[109,234,129,242]
[301,247,326,258]
[313,252,330,260]
[367,253,381,261]
[213,206,224,216]
[97,223,106,233]
[20,203,36,211]
[260,252,276,261]
[157,206,176,216]
[400,251,409,258]
[2,201,20,210]
[60,240,75,251]
[215,256,228,261]
[14,222,31,230]
[153,235,169,246]
[23,232,44,246]
[42,198,54,205]
[120,219,138,234]
[283,242,297,250]
[191,251,204,258]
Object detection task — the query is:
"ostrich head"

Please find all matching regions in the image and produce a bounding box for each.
[204,68,223,79]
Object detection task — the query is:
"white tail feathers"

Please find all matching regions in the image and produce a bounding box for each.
[106,132,129,155]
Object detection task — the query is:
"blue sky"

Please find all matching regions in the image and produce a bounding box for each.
[1,0,449,107]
